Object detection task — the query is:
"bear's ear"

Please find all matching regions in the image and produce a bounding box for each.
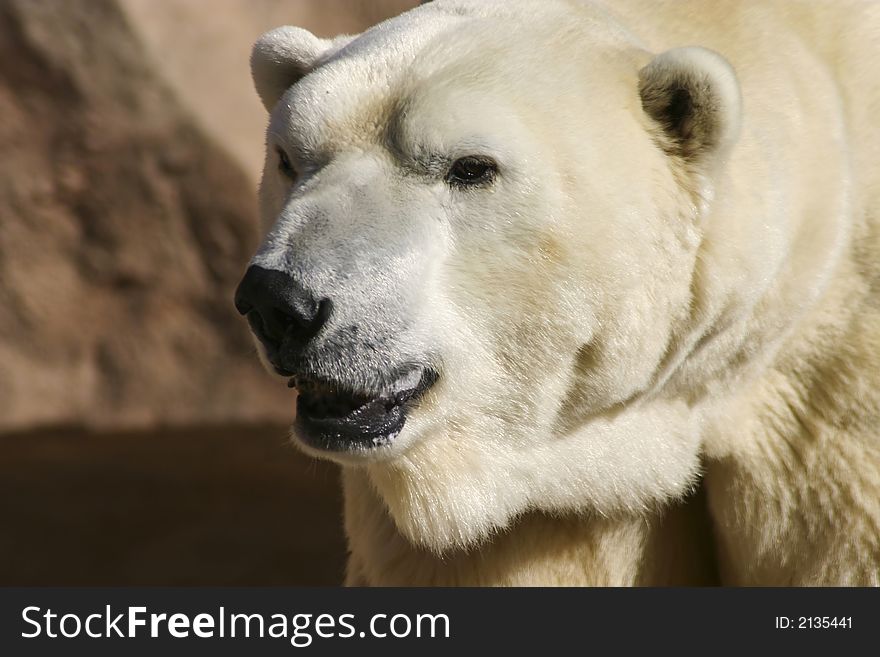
[638,47,741,168]
[251,26,333,112]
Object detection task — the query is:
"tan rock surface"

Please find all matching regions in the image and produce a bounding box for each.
[120,0,418,178]
[0,2,237,431]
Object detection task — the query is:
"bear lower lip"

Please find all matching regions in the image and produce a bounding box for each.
[292,368,437,451]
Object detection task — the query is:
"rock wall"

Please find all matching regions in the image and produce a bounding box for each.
[120,0,417,178]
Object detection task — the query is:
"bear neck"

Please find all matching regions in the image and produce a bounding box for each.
[341,468,717,586]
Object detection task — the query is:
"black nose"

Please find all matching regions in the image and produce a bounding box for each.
[234,265,332,351]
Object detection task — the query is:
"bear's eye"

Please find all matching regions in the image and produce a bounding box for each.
[446,156,497,187]
[277,148,296,180]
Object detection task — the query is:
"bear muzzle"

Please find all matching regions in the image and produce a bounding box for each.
[234,264,439,452]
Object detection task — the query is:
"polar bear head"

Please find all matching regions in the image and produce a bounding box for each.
[235,0,742,550]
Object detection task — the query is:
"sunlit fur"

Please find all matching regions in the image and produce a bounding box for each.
[247,0,880,585]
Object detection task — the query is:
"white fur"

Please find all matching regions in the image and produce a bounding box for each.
[247,0,880,585]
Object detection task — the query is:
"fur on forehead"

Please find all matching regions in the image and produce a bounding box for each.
[252,0,650,118]
[258,4,651,156]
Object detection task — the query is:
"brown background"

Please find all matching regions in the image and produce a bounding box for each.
[0,0,416,585]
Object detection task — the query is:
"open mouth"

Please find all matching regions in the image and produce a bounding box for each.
[291,366,438,452]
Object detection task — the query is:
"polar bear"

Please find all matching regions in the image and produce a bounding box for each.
[235,0,880,585]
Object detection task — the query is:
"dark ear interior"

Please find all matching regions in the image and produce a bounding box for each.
[638,47,741,165]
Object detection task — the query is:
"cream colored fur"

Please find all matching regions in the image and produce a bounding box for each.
[247,0,880,585]
[605,0,880,586]
[343,470,717,585]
